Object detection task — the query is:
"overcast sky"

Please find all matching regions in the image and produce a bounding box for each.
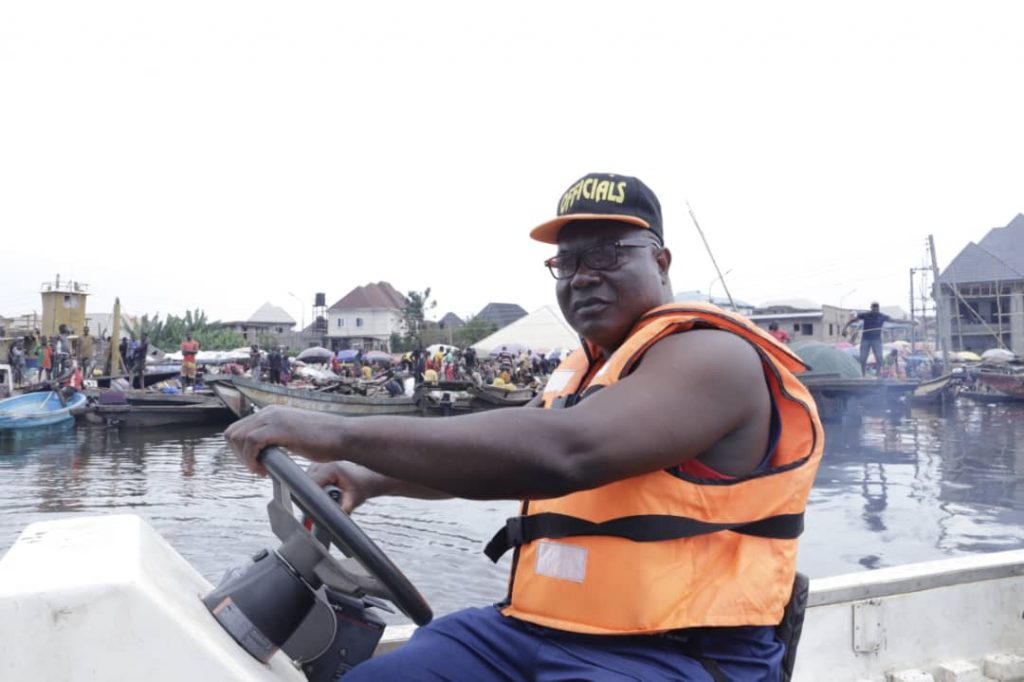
[2,2,1022,328]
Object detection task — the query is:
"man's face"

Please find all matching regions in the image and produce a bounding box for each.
[554,220,669,352]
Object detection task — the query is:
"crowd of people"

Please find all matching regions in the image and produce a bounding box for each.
[4,324,100,388]
[398,345,558,390]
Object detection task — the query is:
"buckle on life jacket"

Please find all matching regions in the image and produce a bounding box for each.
[484,517,524,562]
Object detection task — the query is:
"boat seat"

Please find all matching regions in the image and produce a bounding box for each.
[778,572,809,682]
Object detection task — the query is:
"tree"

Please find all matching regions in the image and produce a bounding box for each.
[401,288,436,349]
[453,316,498,348]
[125,308,246,352]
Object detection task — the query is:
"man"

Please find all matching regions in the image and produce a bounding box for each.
[249,344,262,381]
[8,340,25,386]
[131,332,149,389]
[268,346,282,385]
[180,332,200,392]
[77,326,96,380]
[279,348,290,385]
[53,325,72,379]
[767,321,790,344]
[227,172,824,680]
[844,302,891,377]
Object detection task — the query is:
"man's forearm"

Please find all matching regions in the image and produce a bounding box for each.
[326,408,583,501]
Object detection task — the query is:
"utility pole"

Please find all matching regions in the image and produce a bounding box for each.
[687,202,737,312]
[909,268,916,351]
[928,235,950,372]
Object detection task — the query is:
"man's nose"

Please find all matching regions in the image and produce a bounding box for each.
[569,262,601,288]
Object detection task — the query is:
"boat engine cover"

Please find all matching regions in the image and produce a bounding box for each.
[0,514,304,681]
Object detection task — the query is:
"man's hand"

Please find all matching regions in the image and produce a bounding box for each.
[224,405,338,476]
[307,461,383,513]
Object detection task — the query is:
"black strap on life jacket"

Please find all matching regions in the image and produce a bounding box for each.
[484,511,804,563]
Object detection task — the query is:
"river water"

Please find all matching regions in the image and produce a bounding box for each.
[2,399,1024,623]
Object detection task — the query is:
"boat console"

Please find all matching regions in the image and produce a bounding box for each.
[0,447,432,681]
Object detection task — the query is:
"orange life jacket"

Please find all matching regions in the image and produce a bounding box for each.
[486,302,824,635]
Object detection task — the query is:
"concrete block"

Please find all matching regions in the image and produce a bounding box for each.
[888,670,935,682]
[935,660,985,682]
[984,653,1024,681]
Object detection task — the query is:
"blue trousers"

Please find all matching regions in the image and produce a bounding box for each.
[345,605,783,681]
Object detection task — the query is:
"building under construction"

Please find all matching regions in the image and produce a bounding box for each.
[937,214,1024,355]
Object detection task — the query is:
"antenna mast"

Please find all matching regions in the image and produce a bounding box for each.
[687,202,737,312]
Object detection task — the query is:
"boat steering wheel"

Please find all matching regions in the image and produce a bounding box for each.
[260,447,433,626]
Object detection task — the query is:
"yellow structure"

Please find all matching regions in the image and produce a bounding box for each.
[40,275,89,336]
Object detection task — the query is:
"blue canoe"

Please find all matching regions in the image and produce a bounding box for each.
[0,391,87,431]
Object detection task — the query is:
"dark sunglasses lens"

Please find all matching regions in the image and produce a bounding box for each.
[547,256,576,279]
[583,244,618,270]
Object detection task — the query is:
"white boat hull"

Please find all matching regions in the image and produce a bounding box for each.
[1,515,1022,681]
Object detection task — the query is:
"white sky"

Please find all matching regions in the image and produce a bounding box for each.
[2,2,1023,327]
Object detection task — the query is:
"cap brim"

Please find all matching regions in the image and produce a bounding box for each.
[529,214,651,244]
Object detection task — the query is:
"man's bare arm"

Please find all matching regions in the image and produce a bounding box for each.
[226,329,769,500]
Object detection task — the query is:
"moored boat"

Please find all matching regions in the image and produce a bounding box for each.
[0,390,87,431]
[210,375,422,417]
[975,370,1024,398]
[467,382,536,409]
[908,372,960,406]
[76,399,234,428]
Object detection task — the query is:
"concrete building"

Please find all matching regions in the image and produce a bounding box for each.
[327,282,407,351]
[937,214,1024,355]
[219,303,296,344]
[749,304,850,344]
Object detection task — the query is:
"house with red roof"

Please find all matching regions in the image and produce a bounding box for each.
[327,282,407,351]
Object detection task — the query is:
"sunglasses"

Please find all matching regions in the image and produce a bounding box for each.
[544,239,657,280]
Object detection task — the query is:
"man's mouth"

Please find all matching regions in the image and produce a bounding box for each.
[573,298,609,313]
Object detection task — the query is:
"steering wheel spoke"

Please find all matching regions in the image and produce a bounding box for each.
[260,447,433,626]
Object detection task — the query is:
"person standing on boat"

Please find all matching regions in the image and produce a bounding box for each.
[249,344,262,382]
[130,332,149,389]
[8,340,26,386]
[37,339,51,382]
[268,346,282,385]
[843,302,891,377]
[53,325,71,379]
[227,172,824,681]
[77,326,95,381]
[180,332,200,392]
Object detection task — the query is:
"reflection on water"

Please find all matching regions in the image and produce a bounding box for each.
[2,400,1024,619]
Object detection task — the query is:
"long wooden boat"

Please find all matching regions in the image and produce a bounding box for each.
[209,380,253,418]
[959,389,1024,404]
[1,514,1021,681]
[76,400,235,428]
[908,373,959,406]
[0,391,87,431]
[467,383,536,408]
[83,389,212,406]
[975,370,1024,398]
[213,376,422,417]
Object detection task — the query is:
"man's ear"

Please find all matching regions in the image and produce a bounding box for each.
[656,247,672,282]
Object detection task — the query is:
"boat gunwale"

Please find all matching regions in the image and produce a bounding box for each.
[807,548,1024,607]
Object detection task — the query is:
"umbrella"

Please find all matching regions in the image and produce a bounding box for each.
[364,350,393,363]
[426,343,459,354]
[833,341,853,349]
[297,346,334,362]
[489,342,528,357]
[335,349,359,362]
[953,351,982,362]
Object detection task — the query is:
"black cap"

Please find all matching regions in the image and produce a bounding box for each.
[530,172,663,244]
